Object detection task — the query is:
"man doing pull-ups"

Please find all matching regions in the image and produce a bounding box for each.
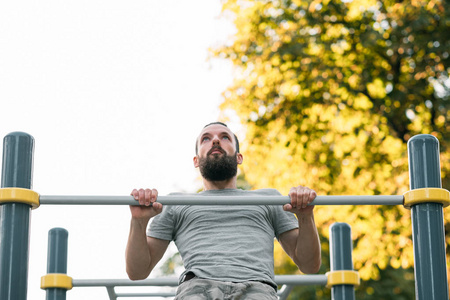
[125,122,321,299]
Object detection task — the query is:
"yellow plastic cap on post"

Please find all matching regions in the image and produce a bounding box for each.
[40,274,73,290]
[403,188,450,209]
[326,270,360,288]
[0,188,40,209]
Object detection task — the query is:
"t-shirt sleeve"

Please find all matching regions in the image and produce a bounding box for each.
[271,206,299,239]
[257,188,299,239]
[147,206,176,241]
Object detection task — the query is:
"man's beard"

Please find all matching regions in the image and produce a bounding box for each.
[198,148,238,182]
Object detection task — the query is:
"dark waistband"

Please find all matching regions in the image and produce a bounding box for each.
[254,280,277,292]
[181,272,196,283]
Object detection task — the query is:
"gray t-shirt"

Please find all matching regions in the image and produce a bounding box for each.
[147,188,298,287]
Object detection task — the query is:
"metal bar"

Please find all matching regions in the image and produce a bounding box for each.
[115,292,175,297]
[329,223,355,300]
[278,285,294,300]
[275,275,328,285]
[73,278,179,287]
[113,288,298,299]
[72,275,328,287]
[106,286,117,300]
[408,134,449,300]
[113,288,299,298]
[45,228,69,300]
[0,132,34,300]
[40,195,404,206]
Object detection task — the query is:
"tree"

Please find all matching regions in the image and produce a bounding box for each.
[212,0,450,298]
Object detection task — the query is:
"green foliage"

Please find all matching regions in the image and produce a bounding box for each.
[213,0,450,297]
[160,252,182,275]
[281,265,415,299]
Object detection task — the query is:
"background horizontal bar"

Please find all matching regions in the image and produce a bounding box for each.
[73,278,178,287]
[113,290,297,298]
[275,274,328,285]
[72,275,328,287]
[39,195,404,206]
[115,292,176,297]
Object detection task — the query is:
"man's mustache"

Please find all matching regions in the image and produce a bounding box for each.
[207,146,225,156]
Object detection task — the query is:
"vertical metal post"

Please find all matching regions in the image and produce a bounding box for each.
[407,134,449,299]
[0,132,34,300]
[46,228,69,300]
[329,223,355,300]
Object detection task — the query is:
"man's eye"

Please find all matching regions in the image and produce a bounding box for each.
[202,137,210,142]
[223,136,230,140]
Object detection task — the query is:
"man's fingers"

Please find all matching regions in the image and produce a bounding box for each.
[289,187,298,208]
[130,188,159,207]
[302,188,310,208]
[288,186,317,210]
[309,190,317,203]
[151,188,158,204]
[152,202,162,210]
[137,189,145,205]
[144,188,152,206]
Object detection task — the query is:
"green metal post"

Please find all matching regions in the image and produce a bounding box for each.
[407,134,449,299]
[0,132,34,300]
[329,222,355,300]
[46,228,69,300]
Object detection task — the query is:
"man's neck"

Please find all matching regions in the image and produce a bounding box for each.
[202,177,237,191]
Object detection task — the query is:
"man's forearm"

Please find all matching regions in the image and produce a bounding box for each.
[125,219,152,280]
[295,213,321,274]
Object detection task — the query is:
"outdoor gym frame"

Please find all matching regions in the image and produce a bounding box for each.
[0,132,449,299]
[41,223,357,300]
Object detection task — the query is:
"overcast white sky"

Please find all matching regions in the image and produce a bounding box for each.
[0,1,239,299]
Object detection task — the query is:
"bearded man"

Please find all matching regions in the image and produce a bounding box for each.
[125,122,321,300]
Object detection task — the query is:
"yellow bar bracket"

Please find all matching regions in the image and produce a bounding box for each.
[326,270,360,288]
[403,188,450,209]
[40,273,73,290]
[0,188,40,209]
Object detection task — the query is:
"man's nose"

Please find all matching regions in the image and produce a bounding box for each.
[212,137,220,145]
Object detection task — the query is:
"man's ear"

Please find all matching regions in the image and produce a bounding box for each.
[237,153,243,165]
[193,156,199,168]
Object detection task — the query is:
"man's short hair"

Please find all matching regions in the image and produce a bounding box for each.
[195,122,240,154]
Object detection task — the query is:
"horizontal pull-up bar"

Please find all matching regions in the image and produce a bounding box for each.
[71,275,329,287]
[39,195,404,206]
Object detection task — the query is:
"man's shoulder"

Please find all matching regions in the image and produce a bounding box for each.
[198,188,281,196]
[246,188,281,196]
